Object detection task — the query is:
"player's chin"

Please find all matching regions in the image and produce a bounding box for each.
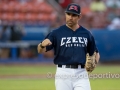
[67,22,74,27]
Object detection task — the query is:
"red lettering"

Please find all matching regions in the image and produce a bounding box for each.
[69,5,78,11]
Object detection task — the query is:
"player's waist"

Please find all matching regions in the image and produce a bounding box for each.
[57,64,85,69]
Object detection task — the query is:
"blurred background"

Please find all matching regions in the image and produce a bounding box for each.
[0,0,120,62]
[0,0,120,90]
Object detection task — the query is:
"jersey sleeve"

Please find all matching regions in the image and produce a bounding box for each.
[95,47,99,53]
[87,33,98,56]
[43,31,55,52]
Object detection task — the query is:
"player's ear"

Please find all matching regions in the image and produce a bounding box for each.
[78,14,82,20]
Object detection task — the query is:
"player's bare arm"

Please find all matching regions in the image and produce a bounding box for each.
[96,52,100,64]
[37,39,52,53]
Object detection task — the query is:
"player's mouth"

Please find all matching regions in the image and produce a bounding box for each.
[68,21,73,24]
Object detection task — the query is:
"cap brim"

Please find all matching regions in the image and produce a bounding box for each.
[65,11,80,15]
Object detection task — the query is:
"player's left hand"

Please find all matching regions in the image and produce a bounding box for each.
[85,52,97,73]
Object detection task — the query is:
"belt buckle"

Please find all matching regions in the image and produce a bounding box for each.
[71,65,77,69]
[65,65,70,68]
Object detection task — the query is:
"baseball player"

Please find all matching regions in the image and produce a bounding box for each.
[37,3,100,90]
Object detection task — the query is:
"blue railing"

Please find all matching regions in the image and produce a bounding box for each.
[0,27,120,63]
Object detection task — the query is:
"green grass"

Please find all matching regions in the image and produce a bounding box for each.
[91,79,120,90]
[0,65,56,75]
[0,65,120,90]
[93,65,120,73]
[0,79,55,90]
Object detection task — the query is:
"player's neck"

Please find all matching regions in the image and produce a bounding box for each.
[66,24,79,31]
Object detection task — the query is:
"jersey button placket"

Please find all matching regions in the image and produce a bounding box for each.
[72,31,75,62]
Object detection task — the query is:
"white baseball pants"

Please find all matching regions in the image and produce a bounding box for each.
[55,65,91,90]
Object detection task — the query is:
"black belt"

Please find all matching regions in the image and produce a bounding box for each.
[58,64,85,69]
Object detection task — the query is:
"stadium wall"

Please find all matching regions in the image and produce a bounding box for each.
[0,29,120,63]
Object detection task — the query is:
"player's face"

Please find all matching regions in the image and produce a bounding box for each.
[65,13,80,27]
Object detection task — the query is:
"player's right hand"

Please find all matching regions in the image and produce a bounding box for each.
[41,39,52,47]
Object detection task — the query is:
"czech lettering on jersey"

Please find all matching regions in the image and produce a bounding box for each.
[60,37,87,47]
